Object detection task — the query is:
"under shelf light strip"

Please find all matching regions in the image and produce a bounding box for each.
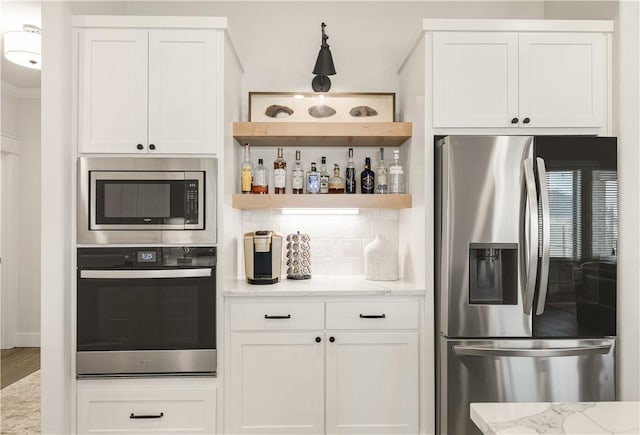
[281,208,360,215]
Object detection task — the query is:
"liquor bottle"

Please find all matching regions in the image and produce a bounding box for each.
[376,147,388,194]
[361,157,375,194]
[319,156,330,194]
[252,158,268,194]
[306,162,320,194]
[291,150,304,194]
[274,147,287,194]
[345,148,356,194]
[328,164,346,193]
[241,143,253,194]
[389,149,405,194]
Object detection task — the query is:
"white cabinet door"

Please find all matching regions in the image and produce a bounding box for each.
[325,332,419,434]
[433,32,519,128]
[78,29,148,154]
[518,33,606,128]
[148,30,218,154]
[77,386,216,434]
[228,332,324,434]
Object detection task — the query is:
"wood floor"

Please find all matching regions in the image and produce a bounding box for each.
[1,347,40,389]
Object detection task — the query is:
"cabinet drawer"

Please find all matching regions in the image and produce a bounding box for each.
[229,302,324,331]
[326,302,419,330]
[77,386,216,434]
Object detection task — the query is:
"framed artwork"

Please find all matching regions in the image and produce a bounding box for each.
[249,92,395,122]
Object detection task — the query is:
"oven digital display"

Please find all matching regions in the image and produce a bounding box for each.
[137,251,156,263]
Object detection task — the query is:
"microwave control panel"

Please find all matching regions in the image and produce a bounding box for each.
[184,180,199,224]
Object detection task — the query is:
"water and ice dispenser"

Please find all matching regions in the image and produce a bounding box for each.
[468,243,518,305]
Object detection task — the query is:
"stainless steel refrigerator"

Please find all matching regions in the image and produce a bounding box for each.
[435,136,617,435]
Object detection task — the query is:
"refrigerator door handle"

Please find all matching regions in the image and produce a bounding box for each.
[452,344,612,358]
[521,157,539,315]
[535,157,551,315]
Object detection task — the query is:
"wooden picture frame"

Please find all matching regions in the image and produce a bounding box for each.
[248,92,395,122]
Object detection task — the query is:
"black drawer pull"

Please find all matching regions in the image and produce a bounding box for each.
[264,314,291,319]
[130,412,164,419]
[359,314,386,319]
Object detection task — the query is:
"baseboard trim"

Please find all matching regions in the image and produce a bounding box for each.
[15,332,41,347]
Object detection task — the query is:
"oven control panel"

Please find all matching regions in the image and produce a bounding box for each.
[77,247,216,269]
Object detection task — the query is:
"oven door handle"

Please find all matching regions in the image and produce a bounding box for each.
[80,269,212,279]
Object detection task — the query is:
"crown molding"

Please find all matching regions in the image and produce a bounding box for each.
[1,80,41,99]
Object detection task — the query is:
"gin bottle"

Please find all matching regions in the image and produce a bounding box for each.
[389,149,405,194]
[376,147,388,194]
[345,148,356,194]
[319,156,330,194]
[291,150,304,194]
[361,157,375,194]
[307,162,320,194]
[274,147,287,194]
[241,143,253,194]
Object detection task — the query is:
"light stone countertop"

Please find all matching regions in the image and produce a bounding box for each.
[223,275,425,297]
[470,402,640,435]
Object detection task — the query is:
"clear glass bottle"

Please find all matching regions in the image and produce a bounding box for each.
[319,156,330,194]
[389,149,405,194]
[328,164,345,193]
[291,150,304,194]
[376,147,388,194]
[345,147,356,194]
[252,158,268,194]
[306,162,320,194]
[361,157,375,194]
[241,143,253,194]
[274,147,287,194]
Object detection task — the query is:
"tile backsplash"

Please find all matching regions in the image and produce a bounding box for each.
[242,209,399,275]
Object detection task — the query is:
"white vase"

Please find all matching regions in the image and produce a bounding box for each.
[364,234,399,281]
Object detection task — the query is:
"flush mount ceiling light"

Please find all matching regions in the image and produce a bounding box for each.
[4,24,42,70]
[311,22,336,92]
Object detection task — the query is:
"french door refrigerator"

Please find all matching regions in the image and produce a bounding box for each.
[435,136,617,435]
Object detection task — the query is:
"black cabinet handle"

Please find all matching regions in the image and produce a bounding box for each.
[523,117,531,124]
[130,412,164,419]
[149,144,156,150]
[136,144,144,150]
[359,314,386,319]
[264,314,291,319]
[511,117,519,124]
[329,336,335,343]
[315,336,322,343]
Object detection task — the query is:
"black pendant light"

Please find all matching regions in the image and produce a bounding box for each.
[312,23,336,92]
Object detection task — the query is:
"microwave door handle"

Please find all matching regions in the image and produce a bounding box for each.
[80,269,212,279]
[521,157,539,315]
[535,157,551,315]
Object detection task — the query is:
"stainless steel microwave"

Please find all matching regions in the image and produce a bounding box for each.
[78,157,216,244]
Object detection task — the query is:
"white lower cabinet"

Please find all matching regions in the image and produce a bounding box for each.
[77,379,216,434]
[226,299,420,434]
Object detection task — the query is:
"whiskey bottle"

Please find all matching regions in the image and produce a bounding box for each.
[241,143,253,194]
[376,147,388,194]
[389,149,405,194]
[361,157,375,194]
[319,156,330,194]
[328,164,346,193]
[274,147,287,194]
[252,158,268,194]
[306,162,320,194]
[291,150,304,194]
[345,148,356,194]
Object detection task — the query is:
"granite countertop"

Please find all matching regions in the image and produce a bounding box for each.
[223,275,425,297]
[470,402,640,435]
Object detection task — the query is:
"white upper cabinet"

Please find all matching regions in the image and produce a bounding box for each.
[432,28,609,129]
[77,25,219,154]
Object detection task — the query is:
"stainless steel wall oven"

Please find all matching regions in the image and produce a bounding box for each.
[76,246,216,376]
[78,157,216,245]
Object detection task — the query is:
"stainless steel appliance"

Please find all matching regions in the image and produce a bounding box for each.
[436,135,617,434]
[78,157,216,244]
[76,246,216,376]
[244,231,283,284]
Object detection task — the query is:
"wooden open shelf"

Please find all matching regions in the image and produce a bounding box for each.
[232,194,412,210]
[233,122,412,147]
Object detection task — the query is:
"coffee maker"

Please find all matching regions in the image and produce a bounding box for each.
[244,231,283,284]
